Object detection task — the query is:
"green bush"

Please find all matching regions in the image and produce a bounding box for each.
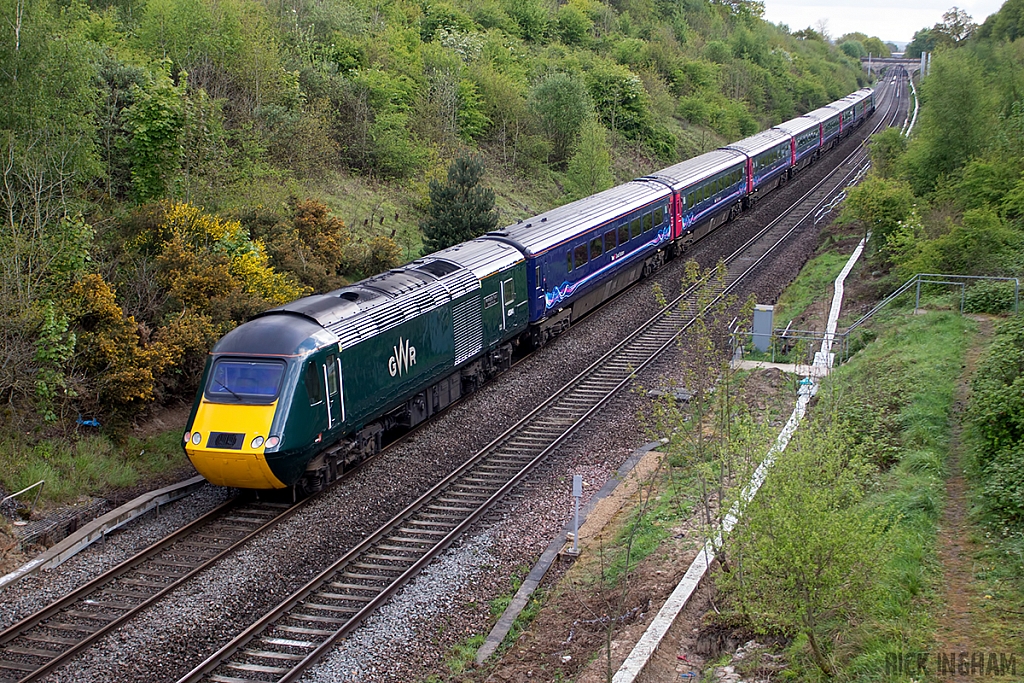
[964,279,1020,314]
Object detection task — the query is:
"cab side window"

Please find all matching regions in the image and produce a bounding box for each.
[306,362,323,405]
[326,354,339,396]
[502,278,515,302]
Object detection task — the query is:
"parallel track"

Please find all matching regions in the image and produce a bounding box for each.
[176,75,907,683]
[0,498,301,683]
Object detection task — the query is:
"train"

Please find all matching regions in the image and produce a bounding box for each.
[183,86,876,493]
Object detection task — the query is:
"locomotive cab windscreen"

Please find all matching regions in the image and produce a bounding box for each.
[205,358,287,404]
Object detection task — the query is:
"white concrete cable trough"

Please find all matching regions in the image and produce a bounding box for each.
[611,234,869,683]
[0,475,207,591]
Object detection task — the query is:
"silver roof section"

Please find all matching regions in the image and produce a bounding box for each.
[774,115,819,136]
[804,105,841,122]
[827,97,855,113]
[263,260,481,350]
[726,128,793,157]
[422,239,524,280]
[488,180,670,256]
[645,149,746,191]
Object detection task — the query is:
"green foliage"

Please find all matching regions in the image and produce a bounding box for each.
[837,33,891,58]
[893,208,1018,279]
[565,117,613,200]
[839,39,866,59]
[840,174,916,247]
[968,317,1024,523]
[727,419,890,677]
[530,72,593,164]
[124,65,186,202]
[34,301,77,422]
[902,50,995,194]
[963,279,1020,314]
[555,3,592,46]
[501,0,548,40]
[420,154,498,252]
[866,127,906,179]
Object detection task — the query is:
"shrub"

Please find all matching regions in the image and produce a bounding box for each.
[964,279,1020,314]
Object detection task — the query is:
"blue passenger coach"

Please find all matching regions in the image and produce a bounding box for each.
[486,181,672,344]
[646,149,747,247]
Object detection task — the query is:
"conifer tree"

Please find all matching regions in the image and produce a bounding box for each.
[420,154,498,253]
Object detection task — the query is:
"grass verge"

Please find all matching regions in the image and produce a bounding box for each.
[730,309,973,681]
[0,429,189,508]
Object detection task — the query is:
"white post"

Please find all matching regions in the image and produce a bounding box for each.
[572,474,582,554]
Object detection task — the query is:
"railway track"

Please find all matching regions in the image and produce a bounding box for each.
[0,73,906,683]
[0,498,301,683]
[175,75,907,683]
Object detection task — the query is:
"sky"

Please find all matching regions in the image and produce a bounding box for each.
[762,0,1007,44]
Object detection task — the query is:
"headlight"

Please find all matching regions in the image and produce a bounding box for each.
[191,432,202,445]
[265,436,280,448]
[251,436,265,448]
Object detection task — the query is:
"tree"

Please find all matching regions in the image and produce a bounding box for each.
[902,49,995,193]
[725,417,890,677]
[938,6,977,44]
[867,127,907,178]
[530,72,593,164]
[842,174,916,248]
[420,154,498,253]
[124,66,186,202]
[839,39,866,59]
[905,27,937,58]
[565,117,613,200]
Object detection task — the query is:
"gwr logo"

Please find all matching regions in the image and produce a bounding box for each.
[388,337,417,377]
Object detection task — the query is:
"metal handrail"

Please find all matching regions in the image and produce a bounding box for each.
[1,480,45,526]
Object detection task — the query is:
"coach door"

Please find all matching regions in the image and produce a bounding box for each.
[500,276,515,331]
[323,353,345,429]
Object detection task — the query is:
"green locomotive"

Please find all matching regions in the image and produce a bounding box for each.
[183,239,528,492]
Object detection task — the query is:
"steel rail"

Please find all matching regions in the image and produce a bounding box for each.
[0,497,302,683]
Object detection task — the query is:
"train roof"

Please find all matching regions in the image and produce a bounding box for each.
[645,149,746,192]
[212,314,338,356]
[487,180,671,256]
[420,239,524,280]
[260,260,482,350]
[826,98,855,113]
[725,128,792,157]
[773,115,820,136]
[804,105,841,123]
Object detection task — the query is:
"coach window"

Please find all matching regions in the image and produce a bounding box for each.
[590,237,602,259]
[618,222,629,245]
[566,250,573,272]
[574,243,588,267]
[630,216,641,240]
[643,212,652,233]
[654,207,664,225]
[604,230,616,252]
[306,363,323,406]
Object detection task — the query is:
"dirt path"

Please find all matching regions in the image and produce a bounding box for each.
[932,317,996,680]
